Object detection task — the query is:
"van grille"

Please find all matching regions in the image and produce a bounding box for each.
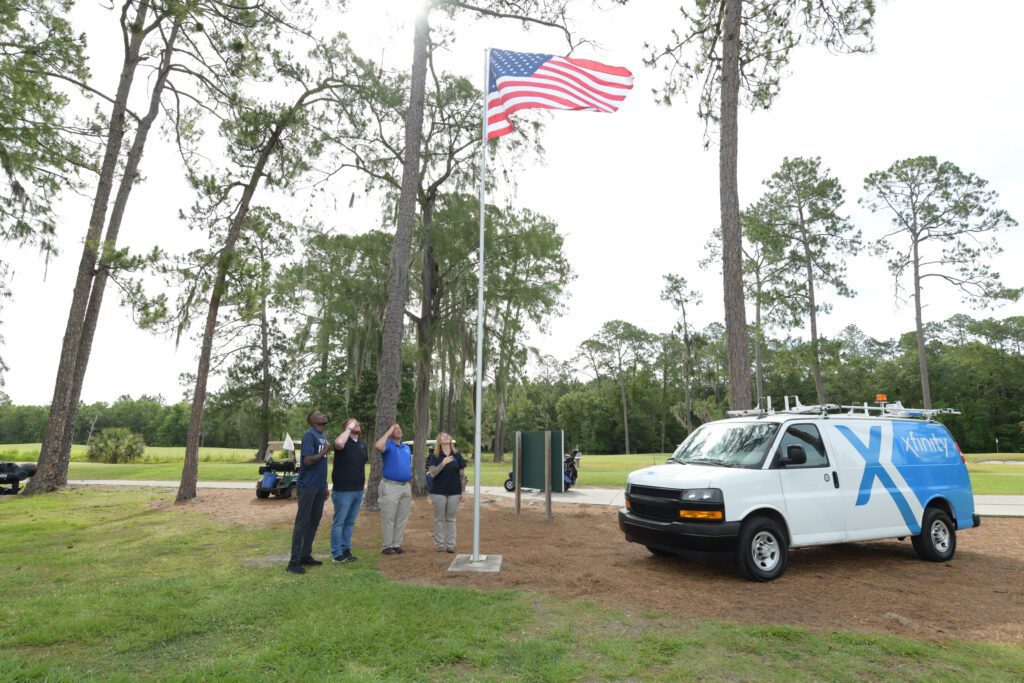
[630,502,678,522]
[629,485,679,500]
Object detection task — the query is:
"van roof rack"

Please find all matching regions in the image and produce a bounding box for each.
[726,395,960,420]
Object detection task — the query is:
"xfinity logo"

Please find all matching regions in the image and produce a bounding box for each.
[901,432,949,457]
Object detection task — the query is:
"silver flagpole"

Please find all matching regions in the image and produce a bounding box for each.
[471,47,491,563]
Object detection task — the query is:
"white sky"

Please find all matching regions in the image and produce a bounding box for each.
[2,0,1023,404]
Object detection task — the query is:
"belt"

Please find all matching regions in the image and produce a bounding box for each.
[383,478,410,485]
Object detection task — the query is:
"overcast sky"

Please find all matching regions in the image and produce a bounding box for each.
[3,0,1023,405]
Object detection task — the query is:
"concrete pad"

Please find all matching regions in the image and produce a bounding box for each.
[448,553,503,573]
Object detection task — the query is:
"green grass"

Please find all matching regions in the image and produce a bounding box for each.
[966,463,1024,495]
[2,488,1021,680]
[0,443,256,463]
[967,452,1024,463]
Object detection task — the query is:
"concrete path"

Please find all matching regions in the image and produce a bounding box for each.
[67,480,1023,517]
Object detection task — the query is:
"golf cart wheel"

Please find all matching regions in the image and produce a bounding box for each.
[912,507,956,562]
[736,515,788,582]
[503,479,515,492]
[256,486,270,499]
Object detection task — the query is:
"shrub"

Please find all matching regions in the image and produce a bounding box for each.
[87,428,145,464]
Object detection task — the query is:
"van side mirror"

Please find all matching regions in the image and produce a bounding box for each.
[781,444,807,466]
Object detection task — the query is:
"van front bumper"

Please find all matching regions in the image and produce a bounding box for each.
[619,508,741,556]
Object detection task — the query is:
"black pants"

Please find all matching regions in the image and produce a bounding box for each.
[289,487,327,566]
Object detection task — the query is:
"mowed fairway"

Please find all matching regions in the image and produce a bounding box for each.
[0,443,255,463]
[3,445,1023,494]
[2,488,1022,680]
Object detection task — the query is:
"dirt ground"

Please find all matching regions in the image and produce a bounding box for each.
[160,488,1024,644]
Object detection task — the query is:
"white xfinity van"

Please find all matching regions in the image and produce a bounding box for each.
[619,398,980,581]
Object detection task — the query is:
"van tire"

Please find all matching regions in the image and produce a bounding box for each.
[912,507,956,562]
[737,516,788,582]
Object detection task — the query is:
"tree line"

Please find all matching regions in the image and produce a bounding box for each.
[5,312,1024,455]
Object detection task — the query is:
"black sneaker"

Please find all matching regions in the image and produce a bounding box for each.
[286,564,306,575]
[300,557,323,566]
[334,550,357,564]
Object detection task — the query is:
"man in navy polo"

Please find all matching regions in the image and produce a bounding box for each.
[286,410,332,574]
[374,422,412,555]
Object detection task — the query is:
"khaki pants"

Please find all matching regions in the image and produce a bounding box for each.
[429,493,460,549]
[379,479,412,549]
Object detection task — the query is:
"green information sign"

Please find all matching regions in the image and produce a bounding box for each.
[515,430,564,492]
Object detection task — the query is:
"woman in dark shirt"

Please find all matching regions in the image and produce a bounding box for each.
[425,432,466,553]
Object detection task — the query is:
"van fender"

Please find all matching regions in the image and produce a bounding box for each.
[736,505,791,546]
[921,496,956,527]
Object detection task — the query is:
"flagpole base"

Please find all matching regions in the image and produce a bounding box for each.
[448,553,503,573]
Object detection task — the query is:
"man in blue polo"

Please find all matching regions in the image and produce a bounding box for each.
[286,410,332,574]
[374,422,412,555]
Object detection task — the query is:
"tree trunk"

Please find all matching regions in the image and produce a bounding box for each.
[446,371,457,433]
[365,11,430,510]
[437,356,447,431]
[801,225,826,404]
[660,351,667,453]
[754,292,764,408]
[719,0,752,411]
[618,376,630,455]
[27,3,153,494]
[53,16,182,472]
[257,293,271,462]
[178,122,286,502]
[411,200,439,497]
[682,308,694,434]
[411,326,433,495]
[913,237,932,408]
[493,380,507,463]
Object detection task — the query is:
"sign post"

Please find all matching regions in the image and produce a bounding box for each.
[514,431,522,515]
[544,430,552,521]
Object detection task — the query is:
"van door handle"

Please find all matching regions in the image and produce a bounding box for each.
[832,471,840,489]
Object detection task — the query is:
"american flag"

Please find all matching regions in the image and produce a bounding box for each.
[486,48,634,140]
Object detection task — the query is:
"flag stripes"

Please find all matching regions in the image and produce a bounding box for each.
[485,49,634,139]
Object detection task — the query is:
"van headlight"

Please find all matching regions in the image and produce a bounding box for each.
[679,488,723,503]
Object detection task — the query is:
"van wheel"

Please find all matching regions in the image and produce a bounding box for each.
[737,516,788,582]
[912,508,956,562]
[646,545,672,557]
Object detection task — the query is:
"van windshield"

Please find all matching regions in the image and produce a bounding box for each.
[668,422,779,468]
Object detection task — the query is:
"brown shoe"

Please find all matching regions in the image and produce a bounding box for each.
[382,547,397,555]
[446,547,455,553]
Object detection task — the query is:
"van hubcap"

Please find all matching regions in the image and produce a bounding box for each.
[752,531,780,571]
[930,520,950,552]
